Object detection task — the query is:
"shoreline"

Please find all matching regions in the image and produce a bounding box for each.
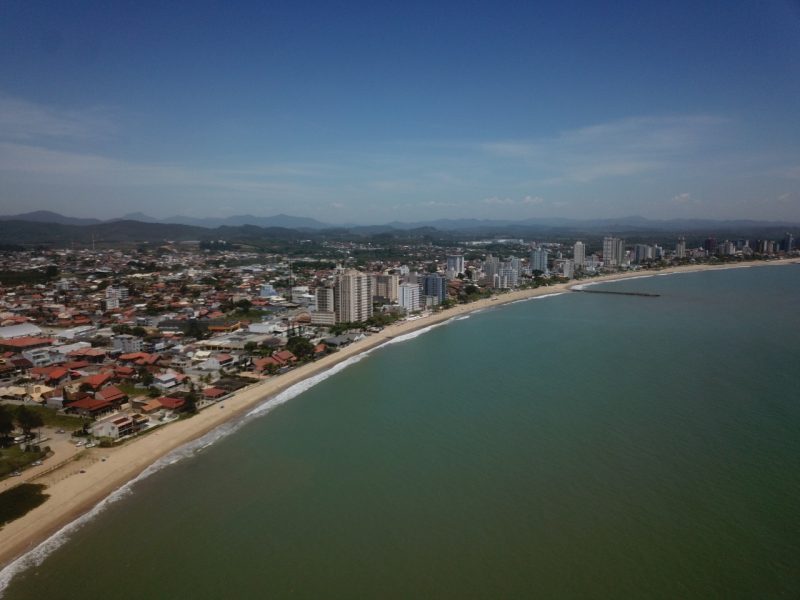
[1,257,797,579]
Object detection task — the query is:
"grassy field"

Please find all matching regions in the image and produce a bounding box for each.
[0,446,47,479]
[21,405,90,430]
[0,484,49,528]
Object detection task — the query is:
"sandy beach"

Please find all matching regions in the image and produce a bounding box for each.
[1,258,797,572]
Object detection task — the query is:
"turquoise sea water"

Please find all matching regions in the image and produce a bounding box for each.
[2,265,799,598]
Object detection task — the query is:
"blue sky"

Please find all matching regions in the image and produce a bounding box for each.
[1,0,799,223]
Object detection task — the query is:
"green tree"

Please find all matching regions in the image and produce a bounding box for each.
[184,392,198,415]
[15,406,44,439]
[0,404,14,445]
[138,368,154,386]
[286,336,314,360]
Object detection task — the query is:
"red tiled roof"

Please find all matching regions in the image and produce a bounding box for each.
[64,360,91,369]
[253,356,281,371]
[274,350,297,363]
[81,371,114,390]
[97,385,126,403]
[67,397,113,412]
[203,387,226,398]
[47,367,69,381]
[0,337,53,349]
[157,396,185,410]
[119,352,150,361]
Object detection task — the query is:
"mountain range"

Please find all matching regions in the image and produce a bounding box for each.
[1,210,797,233]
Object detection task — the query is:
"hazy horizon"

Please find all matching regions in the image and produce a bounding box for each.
[1,1,799,223]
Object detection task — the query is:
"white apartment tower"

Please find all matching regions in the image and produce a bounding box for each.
[530,248,549,274]
[446,255,465,279]
[602,236,625,267]
[398,282,421,313]
[676,237,686,259]
[573,241,585,269]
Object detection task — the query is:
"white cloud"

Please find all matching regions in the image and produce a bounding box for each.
[477,115,729,184]
[0,93,116,142]
[483,195,546,207]
[671,192,693,204]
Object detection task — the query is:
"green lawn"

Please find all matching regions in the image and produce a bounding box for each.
[22,405,90,430]
[0,445,47,478]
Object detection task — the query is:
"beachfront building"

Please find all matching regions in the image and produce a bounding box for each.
[310,287,336,326]
[91,414,140,439]
[482,254,501,282]
[675,237,686,258]
[398,282,421,313]
[573,241,586,269]
[530,247,549,274]
[634,244,654,263]
[334,270,373,323]
[372,273,399,302]
[446,255,465,279]
[422,273,448,304]
[602,236,625,267]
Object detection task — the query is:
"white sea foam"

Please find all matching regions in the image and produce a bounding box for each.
[510,291,567,304]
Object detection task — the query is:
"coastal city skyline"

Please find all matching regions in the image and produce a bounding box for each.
[1,220,798,591]
[2,1,800,222]
[2,1,800,596]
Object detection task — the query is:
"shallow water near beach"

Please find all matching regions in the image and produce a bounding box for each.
[3,265,800,598]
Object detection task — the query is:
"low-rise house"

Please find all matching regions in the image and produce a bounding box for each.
[273,350,297,364]
[91,414,135,439]
[157,396,185,411]
[139,399,163,414]
[66,396,115,418]
[96,385,127,405]
[202,387,226,400]
[80,371,115,391]
[154,371,187,389]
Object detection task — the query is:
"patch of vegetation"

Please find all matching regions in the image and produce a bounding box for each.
[0,445,47,478]
[16,405,90,430]
[0,484,49,528]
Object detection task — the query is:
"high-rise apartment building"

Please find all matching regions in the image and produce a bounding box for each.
[573,241,585,269]
[446,255,465,279]
[482,254,500,281]
[372,274,399,302]
[334,270,373,324]
[422,273,448,303]
[675,237,686,259]
[602,237,625,267]
[634,244,653,263]
[310,286,336,326]
[530,248,549,274]
[398,282,421,313]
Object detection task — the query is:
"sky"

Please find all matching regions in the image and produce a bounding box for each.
[1,0,799,224]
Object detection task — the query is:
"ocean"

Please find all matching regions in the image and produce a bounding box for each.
[2,264,799,598]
